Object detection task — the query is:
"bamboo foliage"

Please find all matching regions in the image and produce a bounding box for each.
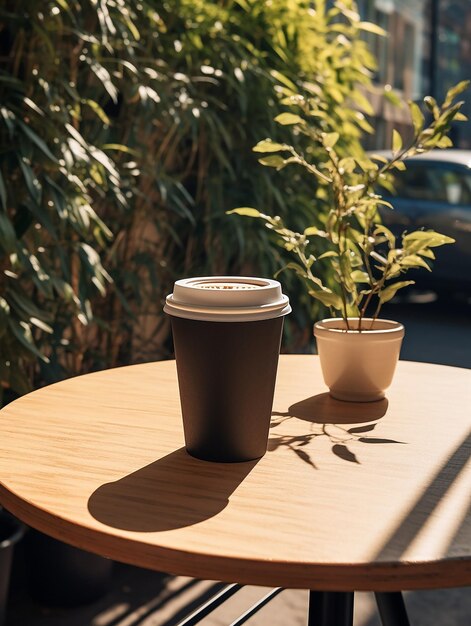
[0,0,390,402]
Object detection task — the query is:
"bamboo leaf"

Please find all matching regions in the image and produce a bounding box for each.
[0,212,17,253]
[0,170,7,210]
[8,319,49,362]
[17,121,57,162]
[7,289,53,321]
[29,317,53,333]
[23,97,44,117]
[82,98,111,124]
[90,62,118,103]
[18,158,42,204]
[102,144,139,155]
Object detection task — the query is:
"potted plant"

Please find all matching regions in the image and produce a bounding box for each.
[229,80,469,401]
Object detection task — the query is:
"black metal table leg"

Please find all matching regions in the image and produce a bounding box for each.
[375,592,411,626]
[308,591,354,626]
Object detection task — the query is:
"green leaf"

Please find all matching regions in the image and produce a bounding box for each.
[8,319,49,362]
[317,250,338,260]
[392,129,403,153]
[258,155,286,168]
[0,212,17,253]
[351,270,369,283]
[309,289,343,310]
[379,281,415,304]
[282,262,308,279]
[418,248,435,260]
[29,317,53,333]
[304,226,321,236]
[374,225,395,247]
[391,161,406,171]
[424,96,440,119]
[436,136,453,149]
[227,208,262,218]
[403,230,455,248]
[90,62,118,103]
[17,121,57,162]
[0,296,10,326]
[400,254,432,271]
[323,132,339,148]
[270,70,297,91]
[23,97,44,117]
[350,90,373,115]
[444,80,470,106]
[358,22,387,36]
[409,101,425,135]
[0,170,7,210]
[369,153,389,164]
[82,99,111,125]
[7,289,52,321]
[8,362,32,396]
[101,144,139,155]
[253,140,287,153]
[274,113,304,126]
[18,158,42,204]
[383,89,403,107]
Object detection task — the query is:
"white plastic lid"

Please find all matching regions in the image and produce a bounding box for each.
[164,276,291,322]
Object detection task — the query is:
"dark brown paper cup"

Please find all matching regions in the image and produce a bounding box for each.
[164,276,290,462]
[170,315,284,462]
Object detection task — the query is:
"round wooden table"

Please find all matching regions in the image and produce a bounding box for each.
[0,356,470,625]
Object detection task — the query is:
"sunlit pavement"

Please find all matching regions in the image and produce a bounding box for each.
[6,290,471,625]
[382,290,471,370]
[7,563,471,625]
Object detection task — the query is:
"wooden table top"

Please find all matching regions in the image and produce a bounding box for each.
[0,356,470,591]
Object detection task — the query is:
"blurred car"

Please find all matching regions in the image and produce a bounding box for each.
[371,149,471,294]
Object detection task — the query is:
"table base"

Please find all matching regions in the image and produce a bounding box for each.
[308,591,411,626]
[171,585,411,626]
[308,591,354,626]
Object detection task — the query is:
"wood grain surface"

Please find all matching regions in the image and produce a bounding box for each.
[0,356,470,591]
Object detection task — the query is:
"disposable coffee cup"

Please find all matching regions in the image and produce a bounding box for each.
[164,276,291,462]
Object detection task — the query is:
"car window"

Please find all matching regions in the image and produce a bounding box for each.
[390,163,471,205]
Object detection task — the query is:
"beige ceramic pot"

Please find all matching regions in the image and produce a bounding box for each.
[314,317,405,402]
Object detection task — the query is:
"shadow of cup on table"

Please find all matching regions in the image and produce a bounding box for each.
[88,448,257,532]
[282,393,389,425]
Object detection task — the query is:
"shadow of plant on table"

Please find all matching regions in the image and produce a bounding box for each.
[269,394,405,468]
